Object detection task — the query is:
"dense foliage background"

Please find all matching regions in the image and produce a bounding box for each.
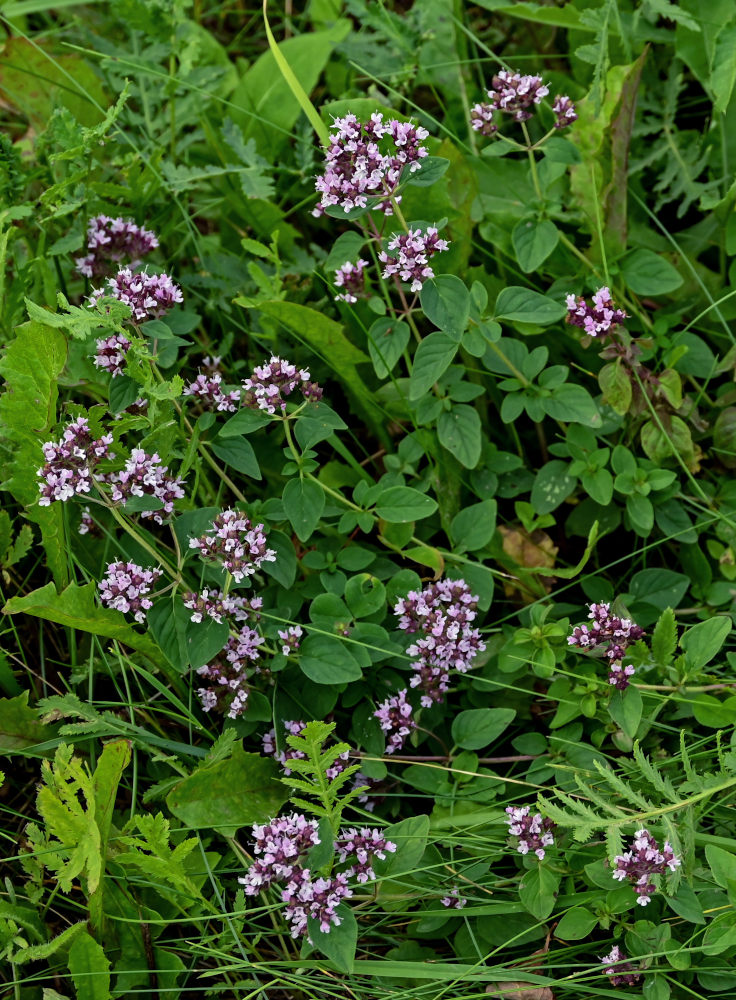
[3,0,736,997]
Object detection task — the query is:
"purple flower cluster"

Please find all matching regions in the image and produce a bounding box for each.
[108,448,186,523]
[600,946,642,987]
[552,95,578,128]
[188,509,276,582]
[89,267,183,322]
[93,332,131,377]
[97,560,161,623]
[240,812,395,939]
[262,720,350,779]
[242,356,322,415]
[240,813,321,895]
[38,416,113,505]
[380,227,450,293]
[568,602,645,690]
[505,805,556,860]
[197,655,251,718]
[394,579,485,707]
[441,886,467,909]
[565,286,627,339]
[471,71,576,135]
[262,720,308,774]
[334,259,369,303]
[336,827,396,883]
[278,625,303,655]
[374,689,416,754]
[183,365,240,412]
[239,813,352,938]
[314,112,429,216]
[612,828,680,906]
[75,215,158,278]
[183,589,262,625]
[78,507,99,536]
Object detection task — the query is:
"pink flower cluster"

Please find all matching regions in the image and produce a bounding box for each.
[97,560,161,623]
[568,602,644,690]
[262,720,350,779]
[188,509,276,582]
[242,356,322,414]
[183,362,240,412]
[565,286,627,339]
[505,805,556,860]
[38,416,113,505]
[380,227,450,293]
[374,689,416,754]
[314,112,429,216]
[108,448,186,524]
[183,589,262,625]
[334,259,369,303]
[395,579,485,707]
[75,215,158,278]
[89,267,183,322]
[600,945,642,986]
[93,332,131,377]
[240,812,395,939]
[441,886,466,909]
[612,828,680,906]
[471,70,576,134]
[335,827,396,883]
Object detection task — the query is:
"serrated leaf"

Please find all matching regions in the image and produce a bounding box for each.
[651,608,677,666]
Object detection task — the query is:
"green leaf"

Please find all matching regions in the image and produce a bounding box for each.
[450,499,497,552]
[186,617,229,670]
[325,231,367,271]
[0,320,68,587]
[651,608,677,667]
[555,906,597,940]
[626,492,654,536]
[419,276,470,337]
[13,921,87,964]
[437,405,482,469]
[711,24,736,113]
[511,219,559,273]
[608,687,642,740]
[620,249,683,295]
[376,815,430,875]
[166,745,290,834]
[262,529,297,589]
[409,332,458,399]
[344,574,386,618]
[282,478,325,542]
[0,691,49,755]
[599,360,632,415]
[451,708,516,750]
[518,864,560,920]
[544,383,601,426]
[641,414,695,467]
[210,437,261,478]
[531,461,576,514]
[494,286,566,325]
[230,20,349,153]
[219,408,271,437]
[2,582,167,669]
[299,634,363,684]
[629,569,689,612]
[295,401,348,451]
[368,318,410,379]
[680,616,731,669]
[706,845,736,890]
[308,904,357,973]
[148,597,191,673]
[68,929,111,1000]
[405,156,450,187]
[375,486,437,523]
